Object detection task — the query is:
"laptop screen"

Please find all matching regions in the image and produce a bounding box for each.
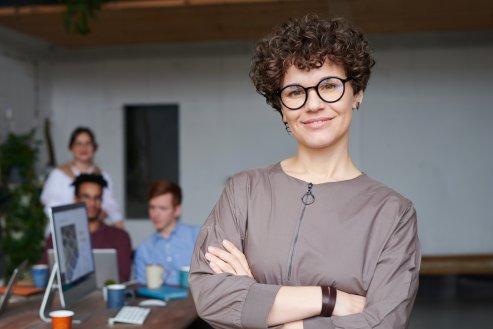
[47,249,118,288]
[0,260,27,315]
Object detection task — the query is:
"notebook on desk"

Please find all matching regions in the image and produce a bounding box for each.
[0,285,44,297]
[137,286,188,301]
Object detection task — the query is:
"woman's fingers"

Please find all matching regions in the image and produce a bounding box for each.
[332,291,366,316]
[205,251,236,274]
[222,240,253,277]
[207,245,244,275]
[208,260,222,274]
[206,242,252,277]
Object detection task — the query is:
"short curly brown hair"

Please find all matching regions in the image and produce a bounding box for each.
[249,14,375,115]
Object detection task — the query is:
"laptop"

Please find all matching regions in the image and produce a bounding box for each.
[47,249,119,288]
[0,260,28,316]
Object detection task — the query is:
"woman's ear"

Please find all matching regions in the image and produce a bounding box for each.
[353,91,364,110]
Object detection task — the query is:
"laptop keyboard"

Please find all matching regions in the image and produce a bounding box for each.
[108,306,151,325]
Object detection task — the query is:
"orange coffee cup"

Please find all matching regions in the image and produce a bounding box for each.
[49,310,74,329]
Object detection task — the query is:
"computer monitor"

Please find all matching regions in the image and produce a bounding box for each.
[50,202,97,307]
[39,202,97,322]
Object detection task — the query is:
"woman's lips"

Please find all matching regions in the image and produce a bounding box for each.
[302,117,333,128]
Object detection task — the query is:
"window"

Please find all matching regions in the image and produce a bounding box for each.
[124,104,179,218]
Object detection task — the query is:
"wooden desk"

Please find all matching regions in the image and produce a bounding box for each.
[0,290,198,329]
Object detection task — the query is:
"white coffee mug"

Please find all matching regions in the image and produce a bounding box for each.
[146,264,164,289]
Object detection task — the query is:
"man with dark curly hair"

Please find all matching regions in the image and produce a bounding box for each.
[190,14,420,329]
[43,174,132,283]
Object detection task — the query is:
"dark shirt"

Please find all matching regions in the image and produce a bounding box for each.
[43,223,132,282]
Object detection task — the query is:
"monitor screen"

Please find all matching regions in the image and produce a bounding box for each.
[50,203,97,308]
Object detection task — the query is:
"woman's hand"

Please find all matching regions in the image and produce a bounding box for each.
[205,240,253,278]
[279,320,303,329]
[205,240,365,319]
[333,290,366,316]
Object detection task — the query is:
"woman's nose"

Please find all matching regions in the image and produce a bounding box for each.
[304,88,323,112]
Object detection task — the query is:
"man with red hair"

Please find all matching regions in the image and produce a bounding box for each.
[134,180,199,286]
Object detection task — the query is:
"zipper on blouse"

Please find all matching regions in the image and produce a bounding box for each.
[287,183,315,281]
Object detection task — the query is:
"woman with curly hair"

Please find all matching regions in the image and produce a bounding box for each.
[190,14,420,329]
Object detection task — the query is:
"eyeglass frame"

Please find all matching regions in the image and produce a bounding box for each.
[275,76,353,110]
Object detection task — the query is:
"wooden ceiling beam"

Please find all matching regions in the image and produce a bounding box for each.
[0,0,328,48]
[0,0,491,48]
[0,0,289,16]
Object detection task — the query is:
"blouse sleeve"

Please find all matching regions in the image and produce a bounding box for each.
[40,169,70,218]
[41,169,74,237]
[304,204,421,329]
[189,174,281,329]
[101,172,123,224]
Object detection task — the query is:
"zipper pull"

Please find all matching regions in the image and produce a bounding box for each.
[301,182,315,205]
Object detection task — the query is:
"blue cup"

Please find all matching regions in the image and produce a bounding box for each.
[31,264,49,288]
[106,284,134,309]
[180,266,190,288]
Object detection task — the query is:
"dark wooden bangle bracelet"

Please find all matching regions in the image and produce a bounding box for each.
[320,286,337,317]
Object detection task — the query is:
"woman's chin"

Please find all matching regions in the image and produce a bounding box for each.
[298,137,339,150]
[74,155,93,163]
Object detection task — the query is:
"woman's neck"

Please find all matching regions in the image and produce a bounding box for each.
[282,143,360,184]
[72,160,93,173]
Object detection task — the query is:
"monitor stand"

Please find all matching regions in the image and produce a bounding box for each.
[39,263,84,324]
[39,262,58,322]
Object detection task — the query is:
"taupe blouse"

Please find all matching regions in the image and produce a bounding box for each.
[190,163,421,329]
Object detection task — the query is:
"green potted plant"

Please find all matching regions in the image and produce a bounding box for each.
[0,130,46,276]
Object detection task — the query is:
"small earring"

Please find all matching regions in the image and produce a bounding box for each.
[353,102,360,111]
[283,122,291,134]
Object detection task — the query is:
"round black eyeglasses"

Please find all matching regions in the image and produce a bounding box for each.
[276,76,353,110]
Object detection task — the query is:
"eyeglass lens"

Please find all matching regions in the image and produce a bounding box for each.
[279,77,347,110]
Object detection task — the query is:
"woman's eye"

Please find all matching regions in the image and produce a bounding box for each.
[319,78,343,92]
[319,82,336,91]
[285,87,305,98]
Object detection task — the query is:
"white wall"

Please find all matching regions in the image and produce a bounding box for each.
[0,27,52,176]
[48,42,297,246]
[4,29,492,255]
[357,33,493,255]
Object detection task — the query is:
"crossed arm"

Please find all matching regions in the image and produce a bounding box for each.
[191,175,420,329]
[205,240,366,328]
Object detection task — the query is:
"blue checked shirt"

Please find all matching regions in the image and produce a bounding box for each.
[134,221,200,286]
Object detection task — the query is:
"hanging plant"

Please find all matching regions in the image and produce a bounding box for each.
[63,0,110,35]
